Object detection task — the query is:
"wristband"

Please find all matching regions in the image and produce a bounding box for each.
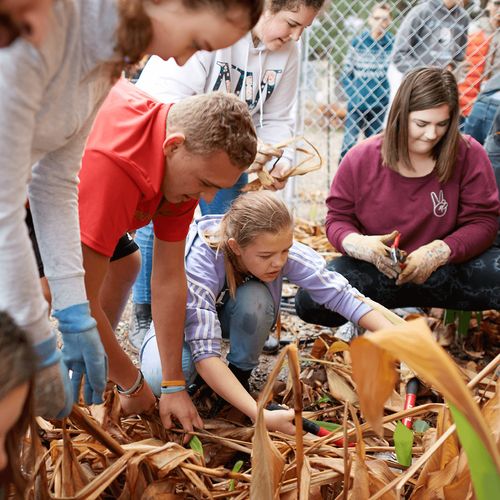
[161,379,186,387]
[160,385,186,395]
[116,370,144,397]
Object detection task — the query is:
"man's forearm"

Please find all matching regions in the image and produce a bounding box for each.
[152,278,188,380]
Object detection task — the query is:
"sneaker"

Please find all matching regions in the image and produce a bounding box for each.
[128,303,152,352]
[262,334,280,354]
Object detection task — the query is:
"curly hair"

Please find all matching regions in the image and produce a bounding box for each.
[168,92,258,169]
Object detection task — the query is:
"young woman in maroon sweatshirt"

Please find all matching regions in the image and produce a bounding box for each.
[296,67,500,328]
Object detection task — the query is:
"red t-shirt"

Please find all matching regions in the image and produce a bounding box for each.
[79,79,197,257]
[326,135,500,263]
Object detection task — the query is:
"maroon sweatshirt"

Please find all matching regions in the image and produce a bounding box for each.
[326,135,500,263]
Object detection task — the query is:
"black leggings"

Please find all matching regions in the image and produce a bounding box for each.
[295,247,500,327]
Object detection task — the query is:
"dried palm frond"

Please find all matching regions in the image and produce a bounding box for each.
[242,136,323,192]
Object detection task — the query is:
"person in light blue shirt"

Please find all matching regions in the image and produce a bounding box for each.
[340,3,393,161]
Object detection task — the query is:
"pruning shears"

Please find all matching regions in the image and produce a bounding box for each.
[389,233,406,267]
[267,403,354,447]
[402,378,420,429]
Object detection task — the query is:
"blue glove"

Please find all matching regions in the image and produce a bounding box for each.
[53,302,107,405]
[33,333,74,418]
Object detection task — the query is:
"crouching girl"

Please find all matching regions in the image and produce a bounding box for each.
[140,192,394,434]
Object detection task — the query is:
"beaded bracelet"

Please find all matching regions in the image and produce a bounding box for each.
[160,385,186,395]
[116,369,144,398]
[161,379,186,387]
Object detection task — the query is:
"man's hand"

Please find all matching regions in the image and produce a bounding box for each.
[160,391,204,442]
[263,408,295,435]
[342,231,402,279]
[118,381,157,416]
[53,301,107,405]
[396,240,451,285]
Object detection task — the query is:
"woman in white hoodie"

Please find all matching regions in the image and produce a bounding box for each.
[130,0,325,352]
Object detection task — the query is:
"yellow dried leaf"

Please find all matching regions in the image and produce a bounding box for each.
[350,338,397,435]
[351,318,500,471]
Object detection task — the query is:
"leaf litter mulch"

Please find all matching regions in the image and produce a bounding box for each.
[15,221,500,499]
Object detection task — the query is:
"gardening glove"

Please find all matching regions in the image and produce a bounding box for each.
[33,332,74,418]
[396,240,451,286]
[53,302,107,405]
[342,231,401,279]
[247,141,283,174]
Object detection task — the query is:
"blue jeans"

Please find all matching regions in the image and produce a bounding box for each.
[140,279,275,397]
[340,103,386,161]
[132,222,154,304]
[464,95,499,145]
[199,172,248,215]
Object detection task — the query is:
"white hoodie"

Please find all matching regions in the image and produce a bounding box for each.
[136,32,300,163]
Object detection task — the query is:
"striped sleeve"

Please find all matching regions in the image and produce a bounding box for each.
[285,242,372,324]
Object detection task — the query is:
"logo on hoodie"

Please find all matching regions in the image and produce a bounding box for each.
[212,62,282,110]
[431,190,448,217]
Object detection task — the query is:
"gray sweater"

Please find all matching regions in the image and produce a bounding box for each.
[0,0,118,342]
[391,0,470,74]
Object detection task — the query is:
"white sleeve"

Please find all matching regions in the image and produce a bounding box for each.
[135,53,213,103]
[28,115,97,311]
[0,40,52,342]
[257,44,300,164]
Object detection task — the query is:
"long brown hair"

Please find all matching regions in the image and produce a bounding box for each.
[113,0,264,78]
[215,192,293,297]
[382,67,462,183]
[0,312,36,497]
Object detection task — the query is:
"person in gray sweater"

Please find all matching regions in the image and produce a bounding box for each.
[388,0,469,104]
[0,0,262,421]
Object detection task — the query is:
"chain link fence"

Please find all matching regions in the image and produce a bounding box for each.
[290,0,497,221]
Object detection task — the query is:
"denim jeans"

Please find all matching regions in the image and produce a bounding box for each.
[295,248,500,327]
[132,222,154,305]
[140,279,275,396]
[340,103,386,161]
[199,172,248,215]
[464,95,500,145]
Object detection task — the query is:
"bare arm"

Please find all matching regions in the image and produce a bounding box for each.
[152,237,204,433]
[196,356,295,434]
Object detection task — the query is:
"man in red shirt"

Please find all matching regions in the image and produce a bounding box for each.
[78,79,257,434]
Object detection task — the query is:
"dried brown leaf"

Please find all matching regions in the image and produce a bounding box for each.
[350,339,397,435]
[251,347,288,499]
[326,367,358,405]
[351,318,500,469]
[146,443,195,478]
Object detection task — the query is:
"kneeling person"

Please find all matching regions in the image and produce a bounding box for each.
[141,191,395,434]
[78,81,257,433]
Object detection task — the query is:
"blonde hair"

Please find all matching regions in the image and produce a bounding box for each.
[216,191,293,297]
[168,92,258,169]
